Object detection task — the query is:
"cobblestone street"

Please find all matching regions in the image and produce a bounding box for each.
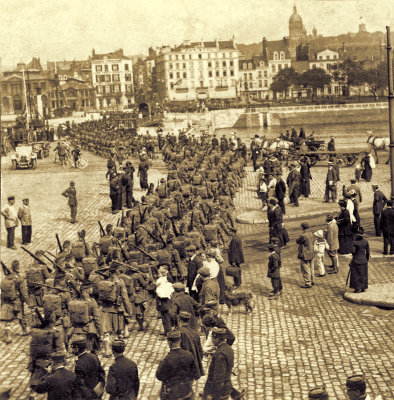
[1,148,393,399]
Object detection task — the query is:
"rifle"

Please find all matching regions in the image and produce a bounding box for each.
[140,207,148,224]
[128,241,157,261]
[116,217,120,227]
[170,216,180,237]
[56,234,63,253]
[140,225,166,247]
[98,221,105,237]
[31,282,72,293]
[131,215,135,234]
[21,247,53,274]
[35,307,45,326]
[40,252,65,272]
[189,211,194,232]
[116,239,129,262]
[67,279,82,298]
[1,261,11,276]
[45,250,57,258]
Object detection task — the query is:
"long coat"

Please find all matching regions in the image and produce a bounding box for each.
[299,159,311,197]
[228,234,244,264]
[180,325,204,379]
[337,209,353,254]
[361,155,372,182]
[325,220,339,251]
[350,237,369,290]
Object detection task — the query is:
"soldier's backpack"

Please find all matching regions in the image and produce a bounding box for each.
[192,175,203,186]
[71,240,86,260]
[99,235,113,254]
[127,250,142,264]
[30,328,54,359]
[68,299,90,325]
[167,179,178,192]
[197,186,208,199]
[26,266,44,291]
[82,257,98,278]
[98,280,118,303]
[113,227,125,239]
[205,224,218,242]
[0,276,17,301]
[173,238,187,258]
[157,184,167,198]
[156,249,172,266]
[181,184,192,198]
[42,293,62,318]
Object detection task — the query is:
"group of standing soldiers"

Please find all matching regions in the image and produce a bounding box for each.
[1,129,249,399]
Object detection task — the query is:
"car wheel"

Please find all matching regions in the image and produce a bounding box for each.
[12,160,17,170]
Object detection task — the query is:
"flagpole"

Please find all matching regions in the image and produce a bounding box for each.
[22,69,30,130]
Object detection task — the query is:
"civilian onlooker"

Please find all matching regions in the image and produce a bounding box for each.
[275,172,286,214]
[18,198,32,245]
[267,243,282,299]
[380,200,394,255]
[372,184,387,236]
[313,230,328,277]
[1,195,18,249]
[325,213,339,274]
[296,222,315,289]
[324,161,338,203]
[287,163,300,207]
[350,226,369,293]
[337,199,353,254]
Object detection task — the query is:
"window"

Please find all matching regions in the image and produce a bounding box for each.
[191,81,195,88]
[169,63,173,69]
[258,71,262,78]
[327,86,331,94]
[105,85,111,93]
[248,63,252,70]
[216,71,220,77]
[223,61,226,67]
[104,65,109,72]
[334,55,338,59]
[230,61,233,67]
[2,84,7,92]
[125,74,131,81]
[183,63,186,69]
[216,79,221,86]
[170,83,174,89]
[209,80,213,88]
[97,86,103,93]
[326,55,330,60]
[215,61,219,68]
[284,64,289,69]
[125,64,129,71]
[114,84,120,93]
[208,71,213,78]
[183,72,187,78]
[271,65,276,73]
[169,73,174,79]
[182,55,185,60]
[264,71,268,77]
[96,76,99,83]
[176,63,179,69]
[112,64,119,71]
[105,75,111,82]
[113,74,120,81]
[208,62,212,68]
[243,63,247,70]
[244,73,247,79]
[198,54,202,59]
[264,80,268,87]
[175,55,179,60]
[319,56,323,60]
[280,52,285,60]
[278,64,282,71]
[249,73,252,79]
[96,65,102,72]
[312,64,316,69]
[335,86,339,94]
[223,70,227,77]
[41,82,46,90]
[176,72,180,78]
[259,80,262,88]
[273,52,278,60]
[249,82,253,88]
[230,70,234,76]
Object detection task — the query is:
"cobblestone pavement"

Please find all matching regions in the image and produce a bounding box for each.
[1,148,393,399]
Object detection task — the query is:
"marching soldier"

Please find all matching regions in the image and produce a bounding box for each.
[62,181,78,224]
[26,250,51,307]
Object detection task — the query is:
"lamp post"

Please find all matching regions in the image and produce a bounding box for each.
[386,26,394,200]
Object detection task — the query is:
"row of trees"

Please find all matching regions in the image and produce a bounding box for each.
[270,60,389,101]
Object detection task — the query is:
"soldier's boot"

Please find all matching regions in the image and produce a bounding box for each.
[4,323,12,344]
[103,333,111,358]
[19,320,29,336]
[137,317,149,332]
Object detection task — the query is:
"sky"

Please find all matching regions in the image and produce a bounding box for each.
[1,0,393,69]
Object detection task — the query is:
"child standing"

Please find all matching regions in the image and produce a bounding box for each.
[313,230,329,277]
[267,243,282,299]
[355,164,362,182]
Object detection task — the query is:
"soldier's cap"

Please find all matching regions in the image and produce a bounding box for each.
[301,222,309,229]
[346,374,366,393]
[7,196,15,201]
[267,244,275,251]
[205,249,216,258]
[63,240,71,247]
[211,327,227,339]
[350,179,356,183]
[268,198,278,205]
[198,267,210,277]
[111,339,126,351]
[172,282,186,292]
[327,161,333,165]
[80,280,94,291]
[185,245,196,252]
[51,351,66,362]
[308,385,328,399]
[160,178,165,183]
[106,224,113,231]
[355,226,365,235]
[166,330,181,341]
[70,181,75,186]
[70,335,87,347]
[178,311,192,320]
[166,233,175,243]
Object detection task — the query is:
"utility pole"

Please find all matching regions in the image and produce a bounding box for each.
[386,26,394,200]
[22,69,30,130]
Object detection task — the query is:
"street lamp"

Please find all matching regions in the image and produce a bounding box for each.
[386,26,394,200]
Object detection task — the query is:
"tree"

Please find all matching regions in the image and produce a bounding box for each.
[338,59,364,96]
[361,62,388,101]
[299,68,331,102]
[270,67,300,99]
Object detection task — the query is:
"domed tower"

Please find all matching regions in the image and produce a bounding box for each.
[289,5,307,58]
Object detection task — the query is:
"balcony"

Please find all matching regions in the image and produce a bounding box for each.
[175,87,189,93]
[196,86,208,90]
[215,85,229,91]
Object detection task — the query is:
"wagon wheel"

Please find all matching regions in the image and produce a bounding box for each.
[317,144,329,161]
[345,154,357,167]
[308,146,319,166]
[337,154,349,167]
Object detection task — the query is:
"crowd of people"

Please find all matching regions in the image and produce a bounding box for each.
[1,117,392,399]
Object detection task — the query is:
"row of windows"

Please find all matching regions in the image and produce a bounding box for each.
[168,52,234,61]
[318,54,338,60]
[271,64,289,73]
[241,80,270,89]
[169,69,235,80]
[168,60,234,69]
[95,63,130,72]
[272,51,287,61]
[95,74,132,83]
[2,82,47,92]
[169,79,236,90]
[96,84,133,94]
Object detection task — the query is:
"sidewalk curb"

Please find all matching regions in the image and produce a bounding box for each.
[343,283,394,309]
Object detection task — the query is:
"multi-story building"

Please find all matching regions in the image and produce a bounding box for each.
[47,60,92,86]
[238,57,271,101]
[155,38,240,102]
[91,49,134,110]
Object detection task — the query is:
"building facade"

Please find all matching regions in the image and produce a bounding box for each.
[91,49,134,110]
[155,39,240,102]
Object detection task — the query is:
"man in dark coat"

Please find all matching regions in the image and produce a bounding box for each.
[171,282,199,332]
[296,222,315,289]
[227,228,244,287]
[327,136,336,152]
[156,331,196,400]
[109,173,120,214]
[286,163,300,207]
[275,172,287,214]
[372,184,387,236]
[71,337,106,399]
[299,156,311,198]
[380,199,394,254]
[186,245,203,301]
[35,355,81,400]
[106,340,139,400]
[267,198,283,246]
[178,311,204,380]
[324,162,338,203]
[267,244,282,298]
[204,328,234,400]
[62,181,78,223]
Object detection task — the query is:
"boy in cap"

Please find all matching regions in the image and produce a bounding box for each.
[267,243,282,299]
[18,198,32,245]
[106,340,139,400]
[62,181,78,223]
[156,330,196,400]
[1,195,18,249]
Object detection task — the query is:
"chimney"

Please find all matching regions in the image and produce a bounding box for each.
[92,48,96,58]
[283,37,289,48]
[262,37,267,59]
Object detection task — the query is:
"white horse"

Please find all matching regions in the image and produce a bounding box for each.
[367,131,390,164]
[262,138,291,153]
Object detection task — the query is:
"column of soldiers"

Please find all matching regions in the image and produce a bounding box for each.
[1,131,249,399]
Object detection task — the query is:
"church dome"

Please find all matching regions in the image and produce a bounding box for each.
[289,6,302,24]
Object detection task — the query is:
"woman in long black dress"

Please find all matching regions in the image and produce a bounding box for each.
[350,226,369,293]
[299,156,311,198]
[336,199,353,254]
[360,153,372,182]
[138,156,150,189]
